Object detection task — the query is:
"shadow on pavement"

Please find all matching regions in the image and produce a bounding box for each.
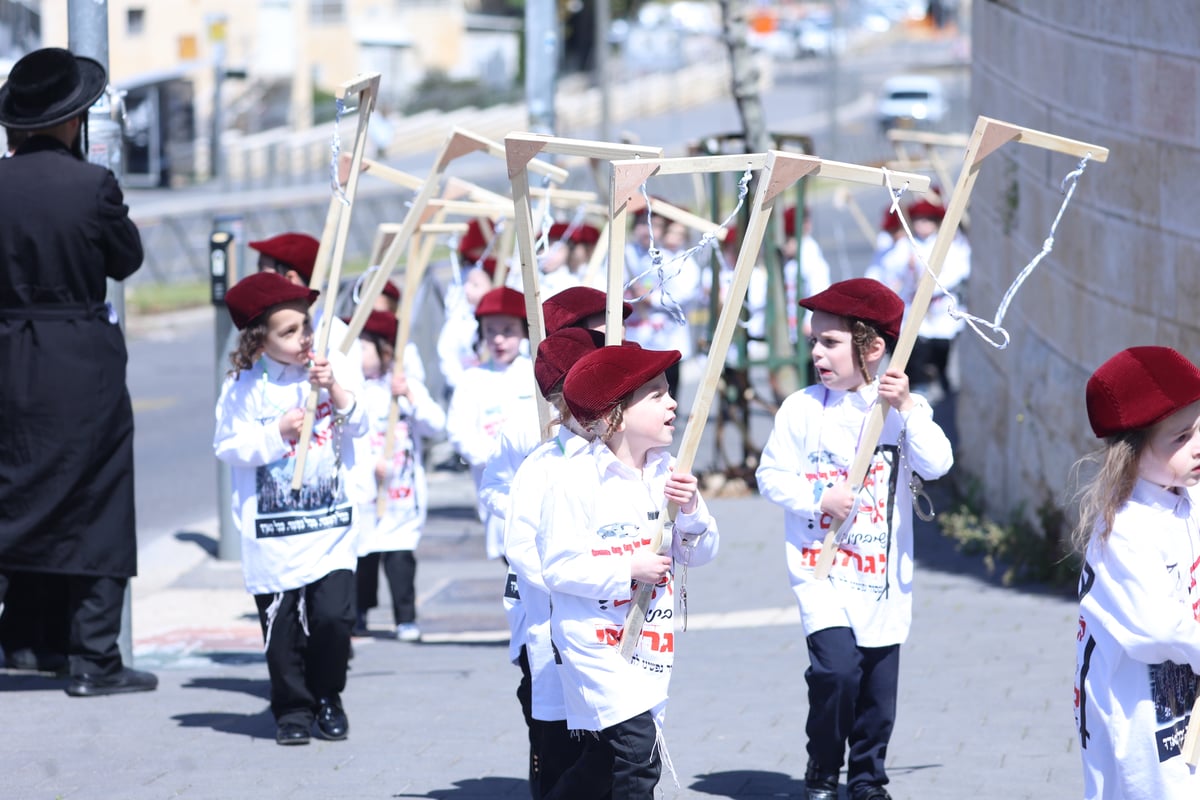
[172,708,275,740]
[175,530,219,557]
[391,777,528,798]
[183,675,271,700]
[0,672,67,692]
[689,770,807,799]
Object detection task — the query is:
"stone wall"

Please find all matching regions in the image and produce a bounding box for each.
[963,0,1200,524]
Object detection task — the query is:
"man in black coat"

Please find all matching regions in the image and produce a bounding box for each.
[0,47,156,696]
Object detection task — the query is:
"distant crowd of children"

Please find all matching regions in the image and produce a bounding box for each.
[199,185,1198,800]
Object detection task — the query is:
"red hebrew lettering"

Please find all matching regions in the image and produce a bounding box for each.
[1076,616,1086,642]
[659,632,674,653]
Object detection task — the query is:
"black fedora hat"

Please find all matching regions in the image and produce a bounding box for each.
[0,48,107,131]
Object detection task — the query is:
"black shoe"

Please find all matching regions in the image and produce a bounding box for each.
[315,697,348,740]
[849,784,892,800]
[275,722,311,746]
[65,667,158,697]
[804,761,839,800]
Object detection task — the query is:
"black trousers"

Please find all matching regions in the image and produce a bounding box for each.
[531,718,587,799]
[805,626,900,792]
[0,570,70,663]
[254,569,354,726]
[0,571,128,677]
[543,710,659,800]
[908,336,952,394]
[355,550,417,624]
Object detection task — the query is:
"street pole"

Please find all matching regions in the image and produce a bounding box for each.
[595,0,611,141]
[210,217,243,562]
[209,15,227,184]
[525,0,558,134]
[68,0,135,670]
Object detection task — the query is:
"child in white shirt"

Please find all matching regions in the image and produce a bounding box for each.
[1073,346,1200,800]
[214,272,367,746]
[537,343,719,799]
[349,309,445,642]
[504,327,603,797]
[755,278,953,800]
[445,287,539,559]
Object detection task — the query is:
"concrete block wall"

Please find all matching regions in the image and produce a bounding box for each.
[963,0,1200,527]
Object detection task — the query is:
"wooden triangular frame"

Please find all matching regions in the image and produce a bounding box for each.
[616,151,933,659]
[504,132,663,431]
[811,115,1110,581]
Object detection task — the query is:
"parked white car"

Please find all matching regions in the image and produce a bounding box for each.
[876,74,948,133]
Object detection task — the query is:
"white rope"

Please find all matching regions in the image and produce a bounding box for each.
[883,155,1092,351]
[328,98,351,207]
[624,169,754,326]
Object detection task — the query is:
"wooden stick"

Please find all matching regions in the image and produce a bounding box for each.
[581,219,610,290]
[376,232,432,518]
[1182,690,1200,766]
[812,116,1109,580]
[492,217,517,288]
[291,73,381,491]
[832,187,880,247]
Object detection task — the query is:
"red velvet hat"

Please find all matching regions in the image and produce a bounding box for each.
[534,328,605,398]
[571,224,601,245]
[783,206,804,238]
[548,221,570,241]
[799,278,904,341]
[908,198,945,223]
[563,343,681,424]
[1086,347,1200,438]
[360,309,398,343]
[881,207,903,234]
[381,280,401,302]
[459,219,493,260]
[543,286,632,334]
[480,257,497,278]
[249,233,320,283]
[475,286,526,321]
[225,272,318,330]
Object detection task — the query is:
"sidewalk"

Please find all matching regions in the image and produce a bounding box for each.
[1,392,1082,800]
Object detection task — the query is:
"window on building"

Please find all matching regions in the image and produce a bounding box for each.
[310,1,345,23]
[127,8,146,36]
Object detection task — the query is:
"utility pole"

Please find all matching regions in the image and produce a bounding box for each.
[208,14,228,183]
[525,0,559,134]
[67,0,135,670]
[594,0,611,141]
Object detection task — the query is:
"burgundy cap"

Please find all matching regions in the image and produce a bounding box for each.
[881,207,903,234]
[249,233,320,283]
[543,286,632,334]
[381,280,401,302]
[475,287,526,321]
[459,219,492,259]
[224,272,318,330]
[548,221,570,241]
[480,257,497,278]
[799,278,904,341]
[1086,347,1200,438]
[360,309,398,343]
[908,198,945,223]
[563,343,681,424]
[571,224,601,245]
[534,328,605,398]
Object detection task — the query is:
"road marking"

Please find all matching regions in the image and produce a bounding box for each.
[132,396,179,413]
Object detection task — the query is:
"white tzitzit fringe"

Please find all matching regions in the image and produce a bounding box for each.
[261,590,311,653]
[652,718,679,792]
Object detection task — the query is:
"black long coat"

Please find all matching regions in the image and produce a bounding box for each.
[0,135,144,577]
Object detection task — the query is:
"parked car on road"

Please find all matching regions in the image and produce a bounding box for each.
[876,74,947,133]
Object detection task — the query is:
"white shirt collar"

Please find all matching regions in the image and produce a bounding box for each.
[1131,478,1192,518]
